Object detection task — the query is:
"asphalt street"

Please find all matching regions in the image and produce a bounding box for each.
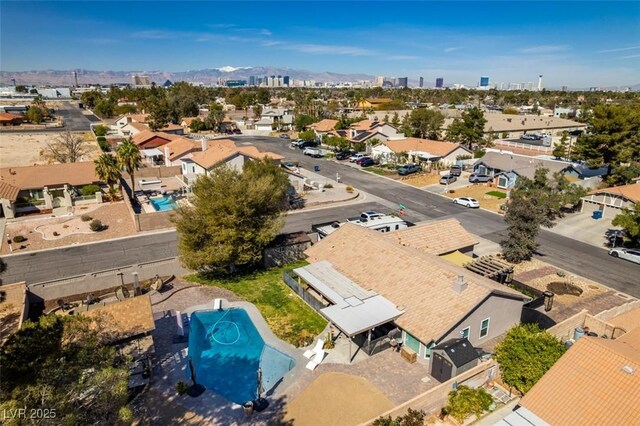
[1,136,637,298]
[0,101,94,133]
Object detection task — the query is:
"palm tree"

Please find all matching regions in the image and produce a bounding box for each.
[116,138,142,195]
[94,154,121,200]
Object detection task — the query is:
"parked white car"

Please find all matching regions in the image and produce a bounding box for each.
[303,147,322,158]
[349,153,366,163]
[608,248,640,265]
[453,197,480,208]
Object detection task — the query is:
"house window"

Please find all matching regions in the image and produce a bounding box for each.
[461,327,470,339]
[424,341,435,359]
[404,331,421,354]
[498,176,508,188]
[480,318,490,339]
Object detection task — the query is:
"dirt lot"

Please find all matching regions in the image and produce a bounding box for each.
[444,184,507,212]
[0,132,100,168]
[402,172,442,187]
[284,372,394,426]
[2,202,136,254]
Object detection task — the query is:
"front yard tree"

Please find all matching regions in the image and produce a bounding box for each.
[612,203,640,246]
[502,168,586,263]
[444,386,493,423]
[553,131,569,159]
[207,102,226,132]
[294,114,316,132]
[41,130,88,163]
[146,96,171,131]
[495,323,566,394]
[94,154,121,200]
[298,129,316,142]
[116,138,142,194]
[324,136,350,151]
[174,158,290,274]
[446,106,487,149]
[409,108,445,139]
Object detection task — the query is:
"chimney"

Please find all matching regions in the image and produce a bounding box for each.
[164,145,171,167]
[201,138,207,152]
[452,275,468,293]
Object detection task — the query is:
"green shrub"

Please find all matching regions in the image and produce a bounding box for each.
[89,219,104,232]
[12,235,25,243]
[176,381,189,396]
[444,385,493,422]
[346,185,354,193]
[82,185,101,196]
[93,125,109,137]
[81,214,92,222]
[97,136,110,152]
[323,183,333,189]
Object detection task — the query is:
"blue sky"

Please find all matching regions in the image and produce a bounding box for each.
[1,1,639,87]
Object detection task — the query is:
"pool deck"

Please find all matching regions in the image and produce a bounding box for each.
[151,298,308,425]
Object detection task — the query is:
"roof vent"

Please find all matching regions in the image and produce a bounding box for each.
[453,275,468,293]
[622,365,636,375]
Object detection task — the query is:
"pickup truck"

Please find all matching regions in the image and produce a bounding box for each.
[303,147,322,158]
[398,163,421,176]
[449,165,462,176]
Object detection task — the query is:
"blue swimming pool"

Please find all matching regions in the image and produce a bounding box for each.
[149,195,177,211]
[187,309,295,404]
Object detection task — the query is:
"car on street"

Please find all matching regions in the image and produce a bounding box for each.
[279,134,290,139]
[440,175,457,185]
[233,129,242,134]
[449,165,463,176]
[608,248,640,265]
[335,151,351,160]
[303,147,322,158]
[349,153,366,162]
[398,163,421,176]
[355,156,372,165]
[453,197,480,208]
[298,141,318,149]
[360,158,375,167]
[469,173,493,183]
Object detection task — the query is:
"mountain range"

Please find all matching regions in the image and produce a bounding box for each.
[0,67,375,86]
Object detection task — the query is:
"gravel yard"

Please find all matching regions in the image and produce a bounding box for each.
[0,132,101,168]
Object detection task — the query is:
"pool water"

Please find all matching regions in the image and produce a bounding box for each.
[149,195,177,211]
[187,309,295,404]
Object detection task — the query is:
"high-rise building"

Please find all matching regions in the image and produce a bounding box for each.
[72,71,78,87]
[249,76,256,86]
[131,75,151,87]
[397,77,408,88]
[436,77,444,88]
[419,77,424,88]
[561,86,568,92]
[537,75,543,91]
[283,76,290,87]
[374,76,384,87]
[480,76,489,87]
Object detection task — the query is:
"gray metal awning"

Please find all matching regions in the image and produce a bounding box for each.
[294,261,403,337]
[141,148,163,157]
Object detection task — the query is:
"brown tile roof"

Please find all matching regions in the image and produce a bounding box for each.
[0,112,23,122]
[190,139,283,170]
[0,162,101,192]
[384,218,479,255]
[159,123,183,132]
[309,119,338,132]
[125,122,151,133]
[382,138,466,157]
[519,332,640,426]
[163,137,200,161]
[443,113,587,133]
[305,224,524,343]
[607,307,640,334]
[131,130,175,146]
[351,119,374,131]
[180,117,199,126]
[125,113,149,123]
[588,183,640,203]
[0,181,21,201]
[366,98,393,104]
[0,282,28,343]
[84,295,155,342]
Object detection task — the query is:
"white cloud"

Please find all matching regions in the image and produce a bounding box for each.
[520,45,570,54]
[388,55,421,61]
[619,54,640,59]
[260,29,272,36]
[286,44,376,56]
[444,47,462,53]
[132,30,179,40]
[598,45,640,53]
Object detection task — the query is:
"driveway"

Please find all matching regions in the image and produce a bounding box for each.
[549,209,621,249]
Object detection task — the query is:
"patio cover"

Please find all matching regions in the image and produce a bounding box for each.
[294,261,403,337]
[141,148,163,158]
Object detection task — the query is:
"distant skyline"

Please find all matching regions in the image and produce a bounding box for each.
[1,1,639,87]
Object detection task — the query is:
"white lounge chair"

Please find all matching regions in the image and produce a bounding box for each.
[303,339,325,359]
[305,350,326,371]
[214,298,222,310]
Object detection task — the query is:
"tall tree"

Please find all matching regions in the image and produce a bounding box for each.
[446,107,487,149]
[116,139,142,194]
[294,114,316,132]
[409,108,445,139]
[612,203,640,246]
[94,154,121,200]
[146,96,171,131]
[173,158,289,273]
[553,131,569,159]
[572,104,640,167]
[41,130,88,163]
[502,168,586,263]
[495,323,566,394]
[207,102,226,132]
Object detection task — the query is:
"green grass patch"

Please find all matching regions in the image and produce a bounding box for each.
[486,190,507,199]
[185,261,326,347]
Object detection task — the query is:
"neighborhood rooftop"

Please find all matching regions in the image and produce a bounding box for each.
[380,138,466,157]
[383,218,478,255]
[305,223,524,343]
[477,151,570,179]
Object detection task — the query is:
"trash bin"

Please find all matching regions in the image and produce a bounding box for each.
[592,210,603,220]
[314,165,320,172]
